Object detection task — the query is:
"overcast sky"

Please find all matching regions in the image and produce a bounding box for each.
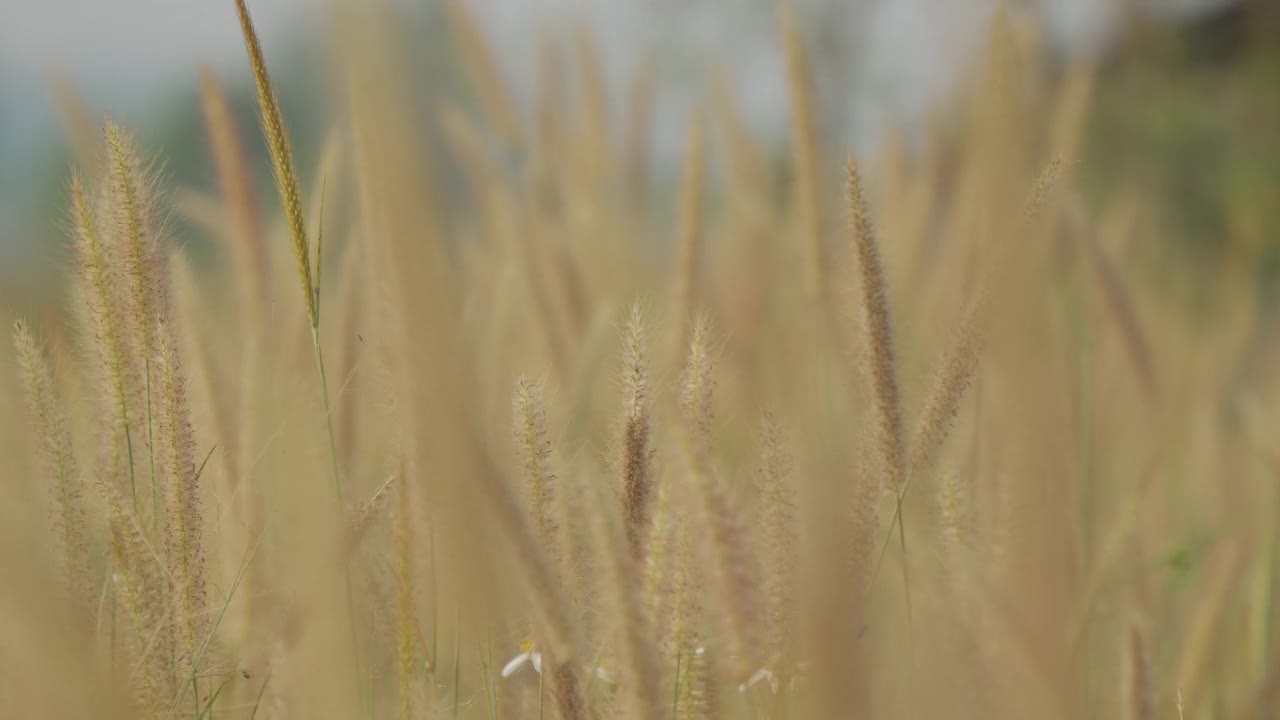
[0,0,1238,100]
[0,0,1241,273]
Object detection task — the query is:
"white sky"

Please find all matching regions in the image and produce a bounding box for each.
[0,0,311,74]
[0,0,1242,123]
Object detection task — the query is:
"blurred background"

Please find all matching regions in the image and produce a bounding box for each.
[0,0,1276,303]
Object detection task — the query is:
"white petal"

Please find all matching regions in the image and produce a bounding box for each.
[531,652,543,674]
[750,668,774,688]
[501,651,531,678]
[594,666,614,683]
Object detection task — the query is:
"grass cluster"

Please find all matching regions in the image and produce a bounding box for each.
[0,2,1275,719]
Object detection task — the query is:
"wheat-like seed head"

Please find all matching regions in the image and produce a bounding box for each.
[619,303,654,559]
[103,121,168,381]
[936,469,973,566]
[513,376,560,562]
[847,157,906,495]
[233,0,316,329]
[70,174,139,498]
[12,320,90,606]
[155,319,205,663]
[755,411,795,666]
[680,316,760,680]
[97,474,171,708]
[641,468,674,643]
[587,454,663,720]
[909,297,985,480]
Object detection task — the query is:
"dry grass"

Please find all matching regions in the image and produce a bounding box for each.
[1,2,1276,719]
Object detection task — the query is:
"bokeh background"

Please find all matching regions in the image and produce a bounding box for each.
[1,0,1275,304]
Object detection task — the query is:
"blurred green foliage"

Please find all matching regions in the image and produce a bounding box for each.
[1085,4,1280,274]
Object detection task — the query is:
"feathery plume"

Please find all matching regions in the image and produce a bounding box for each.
[98,475,171,707]
[1028,155,1064,218]
[513,377,560,560]
[641,469,674,636]
[12,320,90,605]
[70,174,138,506]
[233,0,316,329]
[936,470,973,564]
[155,320,206,663]
[847,157,906,495]
[681,317,759,679]
[618,304,654,559]
[755,412,795,667]
[847,154,917,658]
[103,121,167,378]
[908,297,984,480]
[345,473,396,557]
[587,465,662,720]
[844,160,911,646]
[849,456,881,597]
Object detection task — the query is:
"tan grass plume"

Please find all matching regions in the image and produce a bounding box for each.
[12,320,90,605]
[619,304,655,559]
[233,0,316,330]
[680,316,760,679]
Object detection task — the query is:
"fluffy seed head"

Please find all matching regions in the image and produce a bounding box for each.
[847,157,906,495]
[234,0,316,328]
[12,320,90,605]
[619,304,654,558]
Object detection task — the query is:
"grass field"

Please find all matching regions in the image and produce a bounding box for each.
[1,1,1277,718]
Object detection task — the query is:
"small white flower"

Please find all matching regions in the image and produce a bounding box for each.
[738,667,778,694]
[501,640,542,678]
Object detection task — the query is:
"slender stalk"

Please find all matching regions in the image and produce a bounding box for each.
[452,617,461,719]
[311,328,343,502]
[672,651,683,719]
[125,429,139,515]
[146,360,158,531]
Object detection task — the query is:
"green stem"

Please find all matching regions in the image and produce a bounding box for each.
[124,424,138,516]
[310,326,364,716]
[311,328,343,504]
[478,634,497,720]
[672,651,683,719]
[452,618,461,719]
[895,495,914,665]
[146,359,158,532]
